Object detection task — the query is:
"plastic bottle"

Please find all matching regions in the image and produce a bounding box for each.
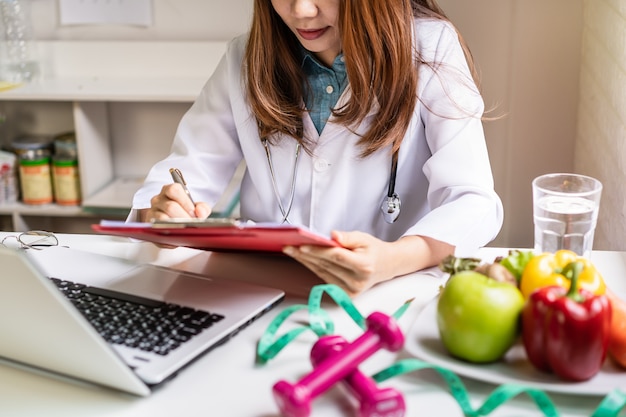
[0,0,38,84]
[0,149,18,204]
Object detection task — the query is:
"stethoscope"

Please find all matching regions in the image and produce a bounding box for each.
[263,139,401,224]
[381,151,401,223]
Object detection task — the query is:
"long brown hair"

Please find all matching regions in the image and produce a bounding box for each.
[244,0,477,157]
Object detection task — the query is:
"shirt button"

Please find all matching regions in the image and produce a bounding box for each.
[325,85,334,94]
[314,158,330,172]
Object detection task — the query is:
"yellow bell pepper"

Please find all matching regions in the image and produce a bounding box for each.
[519,250,605,299]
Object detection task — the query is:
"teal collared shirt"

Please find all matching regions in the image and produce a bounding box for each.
[301,50,348,135]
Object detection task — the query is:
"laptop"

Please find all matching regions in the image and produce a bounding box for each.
[0,245,285,396]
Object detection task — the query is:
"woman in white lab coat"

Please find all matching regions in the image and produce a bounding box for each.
[131,0,503,296]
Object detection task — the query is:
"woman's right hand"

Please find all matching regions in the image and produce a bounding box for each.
[139,183,211,222]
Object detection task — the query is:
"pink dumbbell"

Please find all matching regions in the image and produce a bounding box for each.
[272,311,405,417]
[311,335,406,417]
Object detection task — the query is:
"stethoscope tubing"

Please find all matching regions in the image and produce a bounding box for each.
[263,139,301,224]
[387,151,399,199]
[263,139,400,224]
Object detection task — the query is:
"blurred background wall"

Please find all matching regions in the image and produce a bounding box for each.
[20,0,624,250]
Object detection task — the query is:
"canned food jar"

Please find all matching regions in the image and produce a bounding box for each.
[18,148,53,205]
[52,132,81,205]
[12,135,54,205]
[52,157,81,206]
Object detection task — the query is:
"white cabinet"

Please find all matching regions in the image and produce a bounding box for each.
[0,40,228,232]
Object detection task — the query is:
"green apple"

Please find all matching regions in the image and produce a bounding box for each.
[436,270,525,363]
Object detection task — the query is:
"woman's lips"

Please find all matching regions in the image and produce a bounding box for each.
[297,27,328,41]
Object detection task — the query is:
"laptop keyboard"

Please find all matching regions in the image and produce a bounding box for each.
[50,278,225,356]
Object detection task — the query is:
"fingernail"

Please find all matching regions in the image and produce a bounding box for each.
[283,246,295,256]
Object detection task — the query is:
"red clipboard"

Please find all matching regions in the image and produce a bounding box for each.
[91,220,340,253]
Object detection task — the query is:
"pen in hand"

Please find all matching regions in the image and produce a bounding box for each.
[169,167,196,208]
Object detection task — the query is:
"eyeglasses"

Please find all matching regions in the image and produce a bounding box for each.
[0,230,59,250]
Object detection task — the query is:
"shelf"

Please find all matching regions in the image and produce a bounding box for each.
[0,77,208,102]
[0,40,227,103]
[82,168,243,220]
[0,40,230,232]
[82,177,145,210]
[0,202,87,217]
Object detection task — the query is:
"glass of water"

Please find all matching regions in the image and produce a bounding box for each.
[532,173,602,258]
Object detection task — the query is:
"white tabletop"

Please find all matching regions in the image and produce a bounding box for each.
[1,232,624,417]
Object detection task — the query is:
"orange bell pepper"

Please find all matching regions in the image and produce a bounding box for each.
[519,250,605,299]
[606,288,626,369]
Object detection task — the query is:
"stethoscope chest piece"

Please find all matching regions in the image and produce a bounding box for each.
[381,193,401,223]
[381,149,401,224]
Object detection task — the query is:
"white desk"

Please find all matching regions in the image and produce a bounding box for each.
[1,232,624,417]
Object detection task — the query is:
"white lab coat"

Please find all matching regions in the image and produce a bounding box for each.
[131,18,503,255]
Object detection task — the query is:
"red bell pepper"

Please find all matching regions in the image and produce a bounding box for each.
[521,261,612,381]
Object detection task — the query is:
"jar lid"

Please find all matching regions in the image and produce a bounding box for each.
[11,135,54,152]
[54,132,76,146]
[53,131,77,158]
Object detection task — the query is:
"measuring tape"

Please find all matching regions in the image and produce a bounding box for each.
[256,284,626,417]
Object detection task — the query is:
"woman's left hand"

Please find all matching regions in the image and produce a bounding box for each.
[282,231,410,297]
[284,231,454,297]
